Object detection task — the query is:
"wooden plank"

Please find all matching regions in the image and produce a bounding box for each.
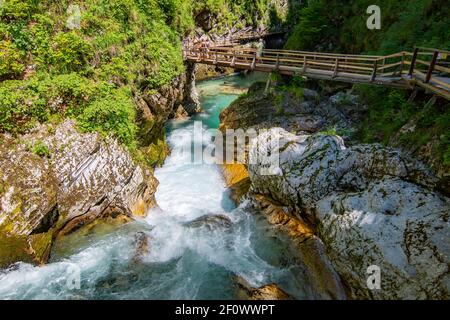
[430,77,450,89]
[378,61,402,71]
[415,46,450,55]
[434,65,450,74]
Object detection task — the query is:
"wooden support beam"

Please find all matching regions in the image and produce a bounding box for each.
[333,58,339,78]
[398,53,405,76]
[231,50,236,67]
[371,60,378,81]
[264,73,272,95]
[425,51,439,83]
[251,51,256,70]
[408,48,419,77]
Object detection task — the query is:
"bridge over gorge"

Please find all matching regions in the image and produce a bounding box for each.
[183,45,450,100]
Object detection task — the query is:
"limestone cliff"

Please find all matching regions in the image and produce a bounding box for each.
[220,83,450,299]
[248,128,449,299]
[0,120,158,268]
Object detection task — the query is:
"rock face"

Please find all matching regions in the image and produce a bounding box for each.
[183,62,202,114]
[0,120,158,268]
[221,164,251,204]
[196,64,236,82]
[248,128,450,299]
[251,195,347,300]
[136,74,199,149]
[235,276,293,300]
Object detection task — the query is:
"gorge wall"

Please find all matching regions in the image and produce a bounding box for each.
[220,82,450,299]
[0,0,286,268]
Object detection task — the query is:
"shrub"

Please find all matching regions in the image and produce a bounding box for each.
[50,31,93,74]
[77,87,137,148]
[31,140,50,158]
[0,40,25,79]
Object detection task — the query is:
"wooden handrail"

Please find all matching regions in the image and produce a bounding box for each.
[184,43,450,100]
[415,46,450,55]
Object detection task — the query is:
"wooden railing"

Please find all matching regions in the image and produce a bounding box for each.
[183,45,450,100]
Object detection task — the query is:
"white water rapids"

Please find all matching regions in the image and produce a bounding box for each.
[0,73,318,300]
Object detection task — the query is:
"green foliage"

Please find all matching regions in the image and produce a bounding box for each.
[0,0,198,152]
[31,140,50,158]
[319,126,338,136]
[50,31,93,74]
[0,73,137,148]
[0,0,35,21]
[356,86,416,144]
[355,85,450,167]
[285,0,330,50]
[285,0,450,53]
[77,87,137,148]
[0,40,25,80]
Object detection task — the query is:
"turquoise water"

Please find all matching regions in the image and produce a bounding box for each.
[0,73,318,300]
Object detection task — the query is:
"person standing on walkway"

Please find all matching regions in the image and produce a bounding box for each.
[256,38,265,62]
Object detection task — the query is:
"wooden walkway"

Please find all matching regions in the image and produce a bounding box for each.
[184,45,450,100]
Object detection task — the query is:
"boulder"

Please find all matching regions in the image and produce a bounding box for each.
[221,164,251,203]
[248,128,450,299]
[0,120,158,268]
[235,276,293,300]
[185,214,233,231]
[132,231,150,264]
[219,82,356,135]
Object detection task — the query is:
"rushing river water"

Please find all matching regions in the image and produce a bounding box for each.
[0,73,318,300]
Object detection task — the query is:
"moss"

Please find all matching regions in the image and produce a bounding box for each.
[0,232,32,268]
[31,140,50,158]
[28,231,53,265]
[140,135,169,168]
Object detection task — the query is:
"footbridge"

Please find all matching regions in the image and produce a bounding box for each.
[184,44,450,100]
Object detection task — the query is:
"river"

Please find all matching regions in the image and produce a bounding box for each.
[0,73,318,300]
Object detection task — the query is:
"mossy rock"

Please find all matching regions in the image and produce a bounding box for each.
[0,230,53,269]
[0,233,32,269]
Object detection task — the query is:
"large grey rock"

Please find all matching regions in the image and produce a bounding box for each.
[0,138,58,236]
[0,120,158,267]
[248,128,450,299]
[316,178,450,299]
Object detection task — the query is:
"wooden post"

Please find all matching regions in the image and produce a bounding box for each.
[408,48,419,77]
[275,53,280,71]
[333,58,339,78]
[398,52,405,76]
[214,50,218,65]
[371,60,378,81]
[302,56,307,73]
[231,50,236,67]
[251,51,256,70]
[425,50,439,83]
